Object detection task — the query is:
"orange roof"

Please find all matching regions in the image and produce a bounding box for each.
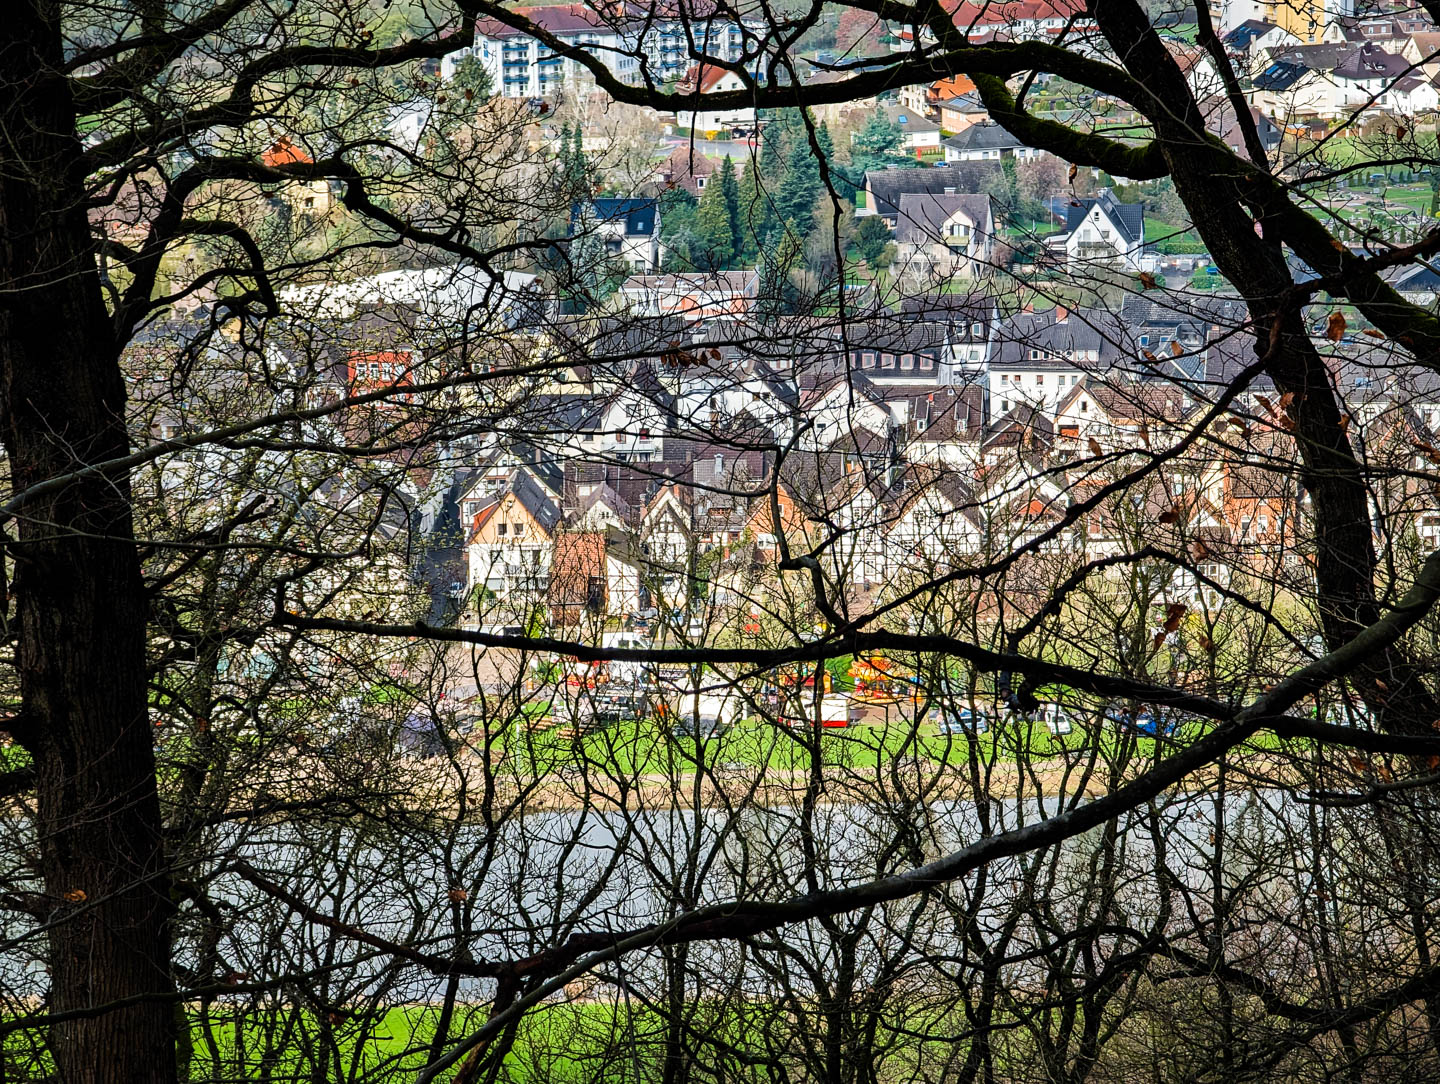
[468,501,501,540]
[261,137,313,167]
[930,74,977,98]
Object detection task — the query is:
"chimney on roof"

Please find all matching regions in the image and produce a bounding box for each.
[1055,305,1069,323]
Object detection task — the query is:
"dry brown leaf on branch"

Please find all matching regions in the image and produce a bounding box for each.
[1138,271,1158,290]
[1326,312,1347,341]
[1362,327,1385,339]
[1068,162,1078,183]
[1158,507,1180,524]
[1163,602,1187,632]
[1170,340,1183,356]
[1087,437,1103,456]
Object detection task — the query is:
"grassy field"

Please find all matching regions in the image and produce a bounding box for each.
[170,999,950,1082]
[495,702,1222,785]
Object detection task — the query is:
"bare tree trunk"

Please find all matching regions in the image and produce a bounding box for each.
[0,7,176,1083]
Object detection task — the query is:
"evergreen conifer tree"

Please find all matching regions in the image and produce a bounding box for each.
[693,176,736,270]
[774,137,822,232]
[719,156,743,260]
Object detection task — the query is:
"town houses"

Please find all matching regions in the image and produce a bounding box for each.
[257,256,1440,634]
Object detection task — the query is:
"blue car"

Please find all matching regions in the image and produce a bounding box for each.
[1102,704,1180,737]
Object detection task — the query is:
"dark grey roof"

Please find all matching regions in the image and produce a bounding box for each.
[882,103,940,134]
[992,307,1127,367]
[1265,43,1354,71]
[510,469,562,533]
[1064,190,1144,245]
[845,318,951,356]
[938,92,989,114]
[1332,43,1411,80]
[897,293,996,342]
[1390,262,1440,292]
[1254,59,1312,91]
[575,197,658,236]
[941,122,1030,153]
[1223,20,1277,50]
[529,394,606,433]
[894,192,992,244]
[862,162,1003,218]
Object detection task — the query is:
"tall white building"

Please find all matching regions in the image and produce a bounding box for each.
[444,3,756,99]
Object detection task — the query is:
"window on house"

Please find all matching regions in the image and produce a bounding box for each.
[695,176,706,188]
[514,522,525,536]
[1139,334,1150,347]
[714,454,724,473]
[1080,401,1088,413]
[900,353,914,370]
[1000,399,1011,413]
[497,523,508,536]
[881,353,895,368]
[862,351,876,368]
[1035,374,1044,385]
[920,354,934,370]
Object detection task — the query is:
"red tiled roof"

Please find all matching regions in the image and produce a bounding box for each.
[261,137,312,167]
[929,74,977,99]
[946,0,1088,28]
